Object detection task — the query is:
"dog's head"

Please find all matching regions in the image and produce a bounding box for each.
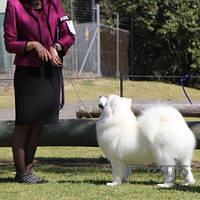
[98,95,132,112]
[98,96,108,109]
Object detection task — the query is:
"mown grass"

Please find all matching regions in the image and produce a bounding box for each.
[65,78,200,102]
[0,78,199,199]
[0,147,200,200]
[0,78,199,108]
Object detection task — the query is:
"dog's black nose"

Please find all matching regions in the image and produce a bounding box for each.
[98,103,104,109]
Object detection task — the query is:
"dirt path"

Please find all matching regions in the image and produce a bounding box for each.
[0,99,199,121]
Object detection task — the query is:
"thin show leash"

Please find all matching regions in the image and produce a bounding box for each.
[61,71,94,119]
[180,75,193,105]
[55,16,93,117]
[70,76,94,119]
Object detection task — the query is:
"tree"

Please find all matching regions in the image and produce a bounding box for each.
[61,0,71,12]
[61,0,200,86]
[100,0,200,86]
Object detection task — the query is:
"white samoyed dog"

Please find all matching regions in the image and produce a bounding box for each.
[96,95,196,188]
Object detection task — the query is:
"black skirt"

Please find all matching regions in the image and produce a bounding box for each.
[14,64,62,125]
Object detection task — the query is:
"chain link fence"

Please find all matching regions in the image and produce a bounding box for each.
[0,4,129,79]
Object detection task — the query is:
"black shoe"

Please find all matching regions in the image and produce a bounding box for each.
[29,173,49,183]
[15,173,48,184]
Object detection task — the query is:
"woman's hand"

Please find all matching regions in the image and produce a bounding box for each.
[49,46,62,66]
[26,41,51,62]
[34,42,52,62]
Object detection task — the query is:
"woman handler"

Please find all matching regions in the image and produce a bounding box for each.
[4,0,75,183]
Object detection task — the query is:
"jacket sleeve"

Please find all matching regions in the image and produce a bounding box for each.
[3,0,27,55]
[56,0,75,55]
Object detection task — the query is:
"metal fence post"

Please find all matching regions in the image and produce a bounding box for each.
[120,73,123,97]
[96,4,101,76]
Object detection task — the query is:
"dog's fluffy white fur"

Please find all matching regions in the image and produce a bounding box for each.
[96,95,196,188]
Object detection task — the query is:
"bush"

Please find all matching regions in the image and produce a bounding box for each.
[101,0,200,86]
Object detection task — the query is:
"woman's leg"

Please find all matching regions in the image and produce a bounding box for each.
[25,124,43,173]
[12,125,31,175]
[13,124,47,183]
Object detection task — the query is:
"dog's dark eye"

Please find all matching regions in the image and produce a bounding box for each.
[98,104,104,109]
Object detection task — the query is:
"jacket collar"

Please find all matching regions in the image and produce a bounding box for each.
[22,0,50,21]
[21,0,54,41]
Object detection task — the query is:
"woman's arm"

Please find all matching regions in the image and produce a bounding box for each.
[4,0,51,63]
[3,0,27,54]
[55,0,75,55]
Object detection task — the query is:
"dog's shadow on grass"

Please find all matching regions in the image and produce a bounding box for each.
[130,180,200,193]
[57,179,157,186]
[58,179,151,186]
[58,179,108,185]
[158,184,200,193]
[57,179,200,193]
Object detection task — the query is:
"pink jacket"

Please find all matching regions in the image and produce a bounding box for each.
[4,0,75,67]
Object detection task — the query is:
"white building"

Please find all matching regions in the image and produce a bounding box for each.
[0,0,7,13]
[0,0,10,73]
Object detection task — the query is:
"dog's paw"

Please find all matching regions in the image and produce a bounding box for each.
[157,183,175,189]
[107,182,121,186]
[183,179,196,186]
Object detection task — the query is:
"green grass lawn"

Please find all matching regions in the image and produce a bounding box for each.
[0,147,200,200]
[0,78,199,199]
[66,78,200,102]
[0,78,200,108]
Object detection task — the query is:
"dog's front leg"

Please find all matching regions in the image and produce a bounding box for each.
[122,165,132,183]
[107,160,127,186]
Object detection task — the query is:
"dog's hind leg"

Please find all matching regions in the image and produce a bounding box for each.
[107,160,128,186]
[157,164,176,188]
[180,159,195,186]
[181,166,195,186]
[154,153,176,188]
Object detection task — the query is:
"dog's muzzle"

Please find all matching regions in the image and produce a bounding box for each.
[98,103,104,110]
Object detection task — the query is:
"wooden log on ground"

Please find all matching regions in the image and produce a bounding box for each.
[0,120,200,148]
[0,119,97,147]
[76,104,200,119]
